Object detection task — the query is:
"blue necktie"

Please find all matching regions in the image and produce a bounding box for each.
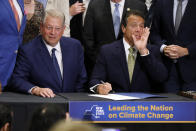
[51,48,62,86]
[113,3,120,38]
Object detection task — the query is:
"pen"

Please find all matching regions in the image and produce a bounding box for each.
[100,80,105,84]
[100,80,115,93]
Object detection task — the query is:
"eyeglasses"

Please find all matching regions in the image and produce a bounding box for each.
[44,25,63,32]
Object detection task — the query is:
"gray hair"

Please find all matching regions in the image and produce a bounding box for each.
[42,9,65,26]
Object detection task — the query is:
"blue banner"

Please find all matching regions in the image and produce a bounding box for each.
[69,101,196,122]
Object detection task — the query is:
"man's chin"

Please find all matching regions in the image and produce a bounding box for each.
[46,40,58,46]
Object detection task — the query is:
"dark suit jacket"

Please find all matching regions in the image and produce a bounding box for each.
[0,0,26,88]
[150,0,196,91]
[10,36,87,93]
[69,0,84,43]
[83,0,147,65]
[89,39,168,92]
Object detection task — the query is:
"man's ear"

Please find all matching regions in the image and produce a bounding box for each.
[1,122,10,131]
[40,23,44,34]
[121,25,126,34]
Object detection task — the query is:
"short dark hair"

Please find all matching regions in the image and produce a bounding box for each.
[0,104,12,129]
[29,104,66,131]
[122,9,145,27]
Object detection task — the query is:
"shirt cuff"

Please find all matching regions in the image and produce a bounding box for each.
[160,44,167,53]
[90,84,100,93]
[140,50,150,56]
[28,86,37,94]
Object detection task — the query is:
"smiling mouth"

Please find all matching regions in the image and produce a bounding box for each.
[49,36,56,39]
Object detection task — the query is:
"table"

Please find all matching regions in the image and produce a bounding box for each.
[0,92,196,131]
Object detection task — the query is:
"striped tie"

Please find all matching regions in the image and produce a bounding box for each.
[9,0,20,31]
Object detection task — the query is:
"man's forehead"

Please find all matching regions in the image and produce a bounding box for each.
[127,15,145,23]
[44,17,63,26]
[128,15,144,20]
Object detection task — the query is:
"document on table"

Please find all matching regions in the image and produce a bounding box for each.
[89,92,165,100]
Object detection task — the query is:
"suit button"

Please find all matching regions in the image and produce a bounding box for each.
[15,50,18,54]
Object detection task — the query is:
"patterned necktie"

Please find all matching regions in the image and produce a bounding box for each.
[128,48,135,83]
[52,48,62,86]
[175,0,183,34]
[113,3,120,38]
[9,0,20,31]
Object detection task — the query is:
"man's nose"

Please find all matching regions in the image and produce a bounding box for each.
[135,26,143,32]
[51,28,56,34]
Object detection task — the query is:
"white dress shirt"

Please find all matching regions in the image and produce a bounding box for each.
[123,38,138,62]
[82,0,91,25]
[110,0,125,22]
[173,0,188,26]
[13,0,23,24]
[44,41,63,77]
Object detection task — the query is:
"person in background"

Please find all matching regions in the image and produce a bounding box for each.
[36,0,47,8]
[69,0,88,44]
[145,0,157,28]
[0,104,13,131]
[0,0,26,90]
[9,9,87,98]
[23,0,44,44]
[29,104,68,131]
[150,0,196,92]
[49,121,100,131]
[89,10,167,94]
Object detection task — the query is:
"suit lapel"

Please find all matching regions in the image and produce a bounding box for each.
[17,0,26,34]
[17,0,24,14]
[178,0,192,35]
[105,0,116,39]
[4,0,26,33]
[60,39,69,90]
[114,40,131,89]
[118,0,128,39]
[130,53,141,90]
[167,0,175,34]
[3,0,18,32]
[38,37,61,87]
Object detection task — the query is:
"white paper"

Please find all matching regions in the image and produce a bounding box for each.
[89,94,140,100]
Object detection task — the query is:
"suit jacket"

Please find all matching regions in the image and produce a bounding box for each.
[46,0,70,37]
[89,39,168,92]
[10,36,87,93]
[150,0,196,91]
[69,0,84,44]
[0,0,26,88]
[83,0,147,69]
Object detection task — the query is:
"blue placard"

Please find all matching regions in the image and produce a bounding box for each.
[69,101,196,122]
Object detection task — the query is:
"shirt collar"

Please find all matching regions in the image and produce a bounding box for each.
[110,0,125,7]
[43,39,61,54]
[123,37,136,51]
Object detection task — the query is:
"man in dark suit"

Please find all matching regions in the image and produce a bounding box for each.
[69,0,85,44]
[150,0,196,92]
[10,9,87,97]
[0,0,26,89]
[89,10,167,94]
[83,0,147,76]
